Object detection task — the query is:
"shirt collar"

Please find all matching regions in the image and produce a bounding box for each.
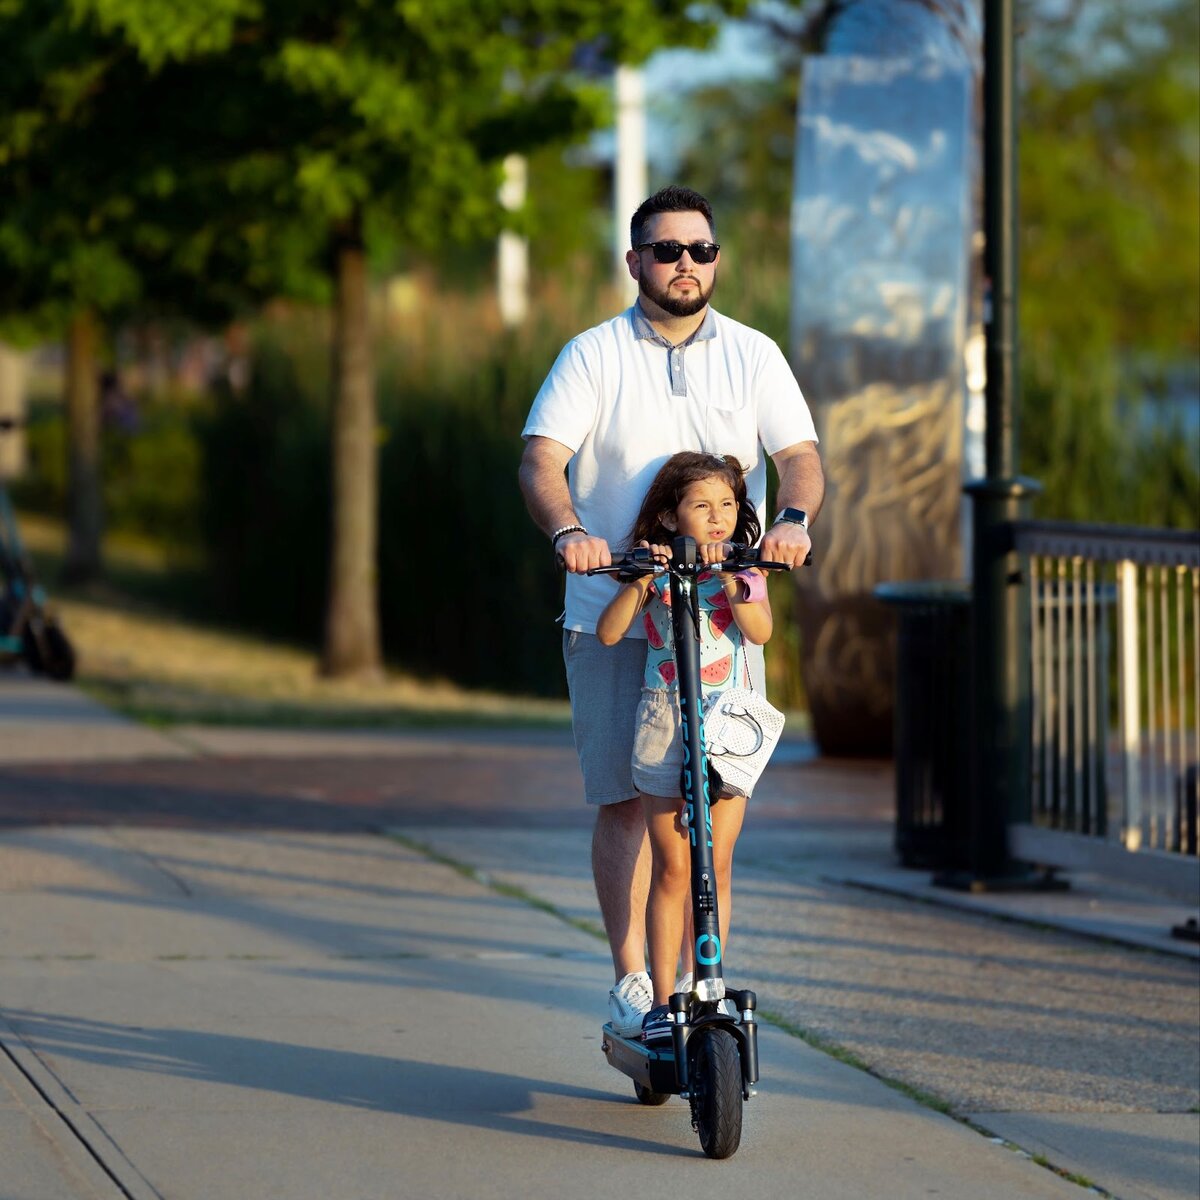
[630,301,718,347]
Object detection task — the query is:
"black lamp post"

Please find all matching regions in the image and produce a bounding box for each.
[941,0,1045,889]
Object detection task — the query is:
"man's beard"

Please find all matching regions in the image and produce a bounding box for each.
[639,271,716,317]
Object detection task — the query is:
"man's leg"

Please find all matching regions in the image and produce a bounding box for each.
[563,630,647,981]
[592,797,650,979]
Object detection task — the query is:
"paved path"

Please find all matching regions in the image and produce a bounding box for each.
[0,674,1196,1200]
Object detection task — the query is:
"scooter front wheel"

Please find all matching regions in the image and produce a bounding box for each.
[687,1026,743,1158]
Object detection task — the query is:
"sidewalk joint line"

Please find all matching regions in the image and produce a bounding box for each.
[386,830,606,942]
[107,828,193,897]
[0,1017,161,1200]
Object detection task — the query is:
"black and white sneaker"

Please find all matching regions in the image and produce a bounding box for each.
[641,1003,673,1046]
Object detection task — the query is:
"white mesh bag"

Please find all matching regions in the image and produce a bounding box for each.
[702,645,785,797]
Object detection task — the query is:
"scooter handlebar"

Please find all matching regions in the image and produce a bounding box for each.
[577,544,811,576]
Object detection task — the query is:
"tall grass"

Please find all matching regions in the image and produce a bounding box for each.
[13,262,813,702]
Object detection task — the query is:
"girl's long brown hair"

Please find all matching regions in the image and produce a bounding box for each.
[627,452,760,547]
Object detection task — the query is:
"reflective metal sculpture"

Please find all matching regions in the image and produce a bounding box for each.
[791,0,980,754]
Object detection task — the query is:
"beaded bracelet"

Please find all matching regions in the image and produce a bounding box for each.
[551,524,588,547]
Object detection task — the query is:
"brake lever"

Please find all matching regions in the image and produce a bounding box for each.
[714,551,813,573]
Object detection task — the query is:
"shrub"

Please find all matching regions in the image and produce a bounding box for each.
[14,397,204,551]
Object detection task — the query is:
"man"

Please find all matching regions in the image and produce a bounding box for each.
[519,185,824,1034]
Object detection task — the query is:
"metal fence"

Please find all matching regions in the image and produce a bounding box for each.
[1011,522,1200,894]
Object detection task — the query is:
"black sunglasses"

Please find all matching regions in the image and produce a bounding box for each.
[636,240,720,265]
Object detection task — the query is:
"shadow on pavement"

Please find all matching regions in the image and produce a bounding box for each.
[3,1009,695,1157]
[0,754,594,832]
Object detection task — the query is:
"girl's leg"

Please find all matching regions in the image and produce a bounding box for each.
[710,793,747,953]
[641,791,691,1006]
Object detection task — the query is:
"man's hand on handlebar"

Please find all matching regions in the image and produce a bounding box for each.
[556,530,612,574]
[759,520,812,570]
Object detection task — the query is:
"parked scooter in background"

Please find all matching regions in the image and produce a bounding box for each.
[0,418,76,680]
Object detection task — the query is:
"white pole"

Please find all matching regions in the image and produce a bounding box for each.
[498,154,529,328]
[613,64,647,304]
[1117,559,1143,849]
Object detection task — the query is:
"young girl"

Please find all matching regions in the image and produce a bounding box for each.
[596,451,772,1045]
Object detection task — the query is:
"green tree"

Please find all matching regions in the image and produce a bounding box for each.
[0,4,319,581]
[1018,0,1200,524]
[656,0,1199,526]
[4,0,744,676]
[0,7,143,580]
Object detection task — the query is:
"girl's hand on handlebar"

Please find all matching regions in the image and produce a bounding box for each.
[557,531,612,574]
[640,540,671,566]
[698,540,735,566]
[612,541,668,584]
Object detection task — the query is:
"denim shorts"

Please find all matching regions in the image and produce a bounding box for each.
[562,630,645,806]
[631,688,750,801]
[630,689,683,798]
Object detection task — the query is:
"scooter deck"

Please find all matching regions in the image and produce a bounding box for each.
[603,998,761,1098]
[601,1022,680,1096]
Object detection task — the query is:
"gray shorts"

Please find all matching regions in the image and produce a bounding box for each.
[562,630,644,806]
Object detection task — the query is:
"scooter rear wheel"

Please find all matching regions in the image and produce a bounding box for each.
[633,1080,671,1106]
[23,621,75,681]
[687,1026,743,1159]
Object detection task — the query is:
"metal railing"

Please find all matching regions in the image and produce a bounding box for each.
[1012,521,1200,894]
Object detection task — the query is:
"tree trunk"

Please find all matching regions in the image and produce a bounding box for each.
[62,309,103,584]
[320,216,382,680]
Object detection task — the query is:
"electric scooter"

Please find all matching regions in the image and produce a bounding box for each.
[587,535,792,1159]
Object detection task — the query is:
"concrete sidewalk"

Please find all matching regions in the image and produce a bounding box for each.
[0,673,1196,1199]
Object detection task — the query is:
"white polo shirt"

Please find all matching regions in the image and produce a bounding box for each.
[523,303,818,636]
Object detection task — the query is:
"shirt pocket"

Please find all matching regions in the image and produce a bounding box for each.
[703,400,757,466]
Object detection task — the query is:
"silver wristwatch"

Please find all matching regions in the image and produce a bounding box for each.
[772,507,808,529]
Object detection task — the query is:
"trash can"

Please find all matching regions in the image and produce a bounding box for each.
[875,582,972,870]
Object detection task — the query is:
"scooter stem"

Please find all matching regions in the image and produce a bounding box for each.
[668,535,725,1003]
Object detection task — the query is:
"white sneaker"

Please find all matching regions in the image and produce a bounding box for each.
[608,971,653,1036]
[674,971,694,997]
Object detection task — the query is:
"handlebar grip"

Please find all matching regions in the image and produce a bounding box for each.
[721,551,812,572]
[583,546,658,577]
[757,553,813,569]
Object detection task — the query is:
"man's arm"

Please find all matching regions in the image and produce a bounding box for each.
[518,435,612,573]
[759,440,824,568]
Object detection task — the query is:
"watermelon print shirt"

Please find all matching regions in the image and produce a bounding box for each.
[641,572,746,694]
